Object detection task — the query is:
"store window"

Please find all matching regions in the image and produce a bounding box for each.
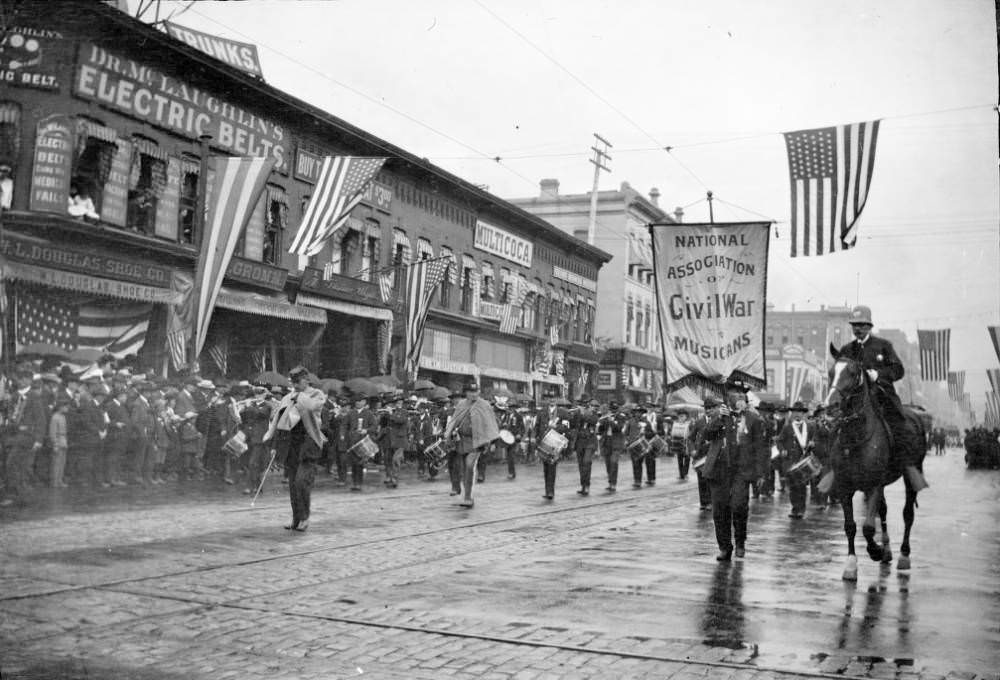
[71,117,119,220]
[499,268,512,303]
[625,296,634,345]
[439,247,455,308]
[261,185,287,265]
[0,102,20,210]
[178,156,200,244]
[533,278,544,332]
[460,255,476,314]
[478,337,527,372]
[126,136,167,235]
[480,262,495,302]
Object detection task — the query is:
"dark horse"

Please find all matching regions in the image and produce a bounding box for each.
[825,348,926,581]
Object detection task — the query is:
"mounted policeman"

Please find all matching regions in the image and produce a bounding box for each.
[830,304,928,491]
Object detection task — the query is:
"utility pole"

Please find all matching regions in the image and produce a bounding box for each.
[706,190,714,224]
[587,133,612,246]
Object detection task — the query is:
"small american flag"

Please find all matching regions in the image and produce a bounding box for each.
[498,279,530,335]
[250,348,267,373]
[403,258,448,380]
[288,156,386,257]
[947,371,966,401]
[167,329,186,371]
[16,288,151,359]
[549,320,559,347]
[784,120,880,257]
[917,329,950,382]
[208,335,229,375]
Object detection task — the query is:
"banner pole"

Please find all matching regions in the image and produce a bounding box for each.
[188,135,212,373]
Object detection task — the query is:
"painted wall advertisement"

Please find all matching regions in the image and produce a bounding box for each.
[29,114,74,214]
[649,222,771,389]
[73,43,289,172]
[163,22,264,79]
[474,220,533,268]
[0,26,63,91]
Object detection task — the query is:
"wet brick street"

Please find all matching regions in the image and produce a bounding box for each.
[1,449,998,680]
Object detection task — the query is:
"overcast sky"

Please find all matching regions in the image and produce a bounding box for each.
[156,0,999,409]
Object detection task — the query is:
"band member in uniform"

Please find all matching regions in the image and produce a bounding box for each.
[670,409,692,480]
[264,367,326,531]
[342,392,379,491]
[521,401,539,464]
[689,399,715,510]
[701,386,768,560]
[575,410,599,496]
[241,386,274,495]
[809,405,834,506]
[383,393,407,488]
[540,406,570,500]
[598,401,627,493]
[835,304,928,490]
[443,381,499,508]
[444,391,464,495]
[778,401,812,519]
[493,395,521,480]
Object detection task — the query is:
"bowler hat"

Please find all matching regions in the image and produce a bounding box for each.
[463,381,480,393]
[789,401,809,412]
[703,396,724,409]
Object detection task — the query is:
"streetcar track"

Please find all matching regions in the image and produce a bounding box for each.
[0,484,693,602]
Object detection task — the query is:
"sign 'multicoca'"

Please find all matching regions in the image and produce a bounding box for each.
[474,220,533,268]
[650,222,771,389]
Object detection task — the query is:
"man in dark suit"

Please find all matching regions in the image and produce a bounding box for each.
[74,376,108,488]
[835,305,927,490]
[701,386,768,561]
[777,401,812,519]
[1,373,48,506]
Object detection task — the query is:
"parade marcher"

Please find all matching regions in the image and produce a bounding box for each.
[263,367,326,531]
[835,305,928,490]
[342,392,378,491]
[597,401,628,493]
[48,397,70,488]
[385,392,408,488]
[541,405,569,500]
[689,401,714,511]
[778,401,812,519]
[670,409,692,480]
[150,396,172,485]
[216,385,244,485]
[493,394,521,480]
[241,386,274,495]
[760,407,787,498]
[810,405,834,506]
[701,386,768,560]
[521,401,539,464]
[575,409,599,496]
[444,390,464,495]
[443,381,500,508]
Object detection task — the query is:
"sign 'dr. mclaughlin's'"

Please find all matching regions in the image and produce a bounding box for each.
[474,220,533,268]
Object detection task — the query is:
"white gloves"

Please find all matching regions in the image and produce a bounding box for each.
[866,369,879,382]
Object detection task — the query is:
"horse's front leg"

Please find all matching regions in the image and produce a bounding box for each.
[897,485,917,571]
[842,491,858,581]
[878,495,892,564]
[862,487,885,562]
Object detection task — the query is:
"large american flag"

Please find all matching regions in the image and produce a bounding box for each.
[194,155,275,356]
[287,156,386,257]
[498,279,530,335]
[784,120,880,257]
[16,288,151,359]
[947,371,966,402]
[403,258,447,381]
[917,328,950,382]
[988,326,1000,364]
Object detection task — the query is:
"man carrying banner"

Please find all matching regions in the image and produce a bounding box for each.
[700,385,768,561]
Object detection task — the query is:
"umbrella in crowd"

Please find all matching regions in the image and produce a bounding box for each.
[345,377,379,397]
[252,370,290,387]
[491,387,515,399]
[368,374,400,388]
[430,386,451,401]
[413,378,436,391]
[17,342,70,360]
[319,378,343,394]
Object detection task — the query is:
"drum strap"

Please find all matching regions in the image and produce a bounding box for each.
[793,421,809,450]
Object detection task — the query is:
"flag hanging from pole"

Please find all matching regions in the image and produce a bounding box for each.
[988,326,1000,364]
[783,120,880,257]
[987,368,1000,396]
[947,371,966,401]
[403,258,447,380]
[287,156,386,257]
[917,329,950,382]
[378,270,395,304]
[193,156,275,357]
[208,335,229,375]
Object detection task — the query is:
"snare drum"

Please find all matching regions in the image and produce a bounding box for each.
[627,436,652,460]
[538,428,568,462]
[422,437,447,466]
[347,435,379,462]
[787,453,823,483]
[648,435,668,456]
[498,429,515,445]
[222,431,248,458]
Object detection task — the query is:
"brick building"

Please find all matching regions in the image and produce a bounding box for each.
[0,1,609,395]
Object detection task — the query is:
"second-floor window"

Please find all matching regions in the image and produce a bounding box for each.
[262,187,287,265]
[460,262,475,313]
[126,137,166,235]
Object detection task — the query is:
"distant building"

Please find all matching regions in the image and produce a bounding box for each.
[509,180,678,403]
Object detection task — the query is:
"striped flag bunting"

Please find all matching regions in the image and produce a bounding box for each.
[947,371,966,402]
[207,335,229,375]
[249,348,267,374]
[985,391,1000,429]
[16,288,151,359]
[785,365,809,405]
[549,319,559,347]
[378,270,395,304]
[167,328,186,371]
[498,279,531,335]
[287,156,386,257]
[784,120,880,257]
[403,258,448,380]
[193,155,276,357]
[917,328,950,382]
[988,326,1000,364]
[986,368,1000,396]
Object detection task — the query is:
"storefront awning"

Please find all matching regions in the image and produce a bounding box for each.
[215,287,327,324]
[419,355,479,377]
[532,372,565,386]
[297,292,392,322]
[480,366,533,383]
[2,260,182,305]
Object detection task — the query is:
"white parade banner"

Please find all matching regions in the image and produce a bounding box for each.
[650,222,771,390]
